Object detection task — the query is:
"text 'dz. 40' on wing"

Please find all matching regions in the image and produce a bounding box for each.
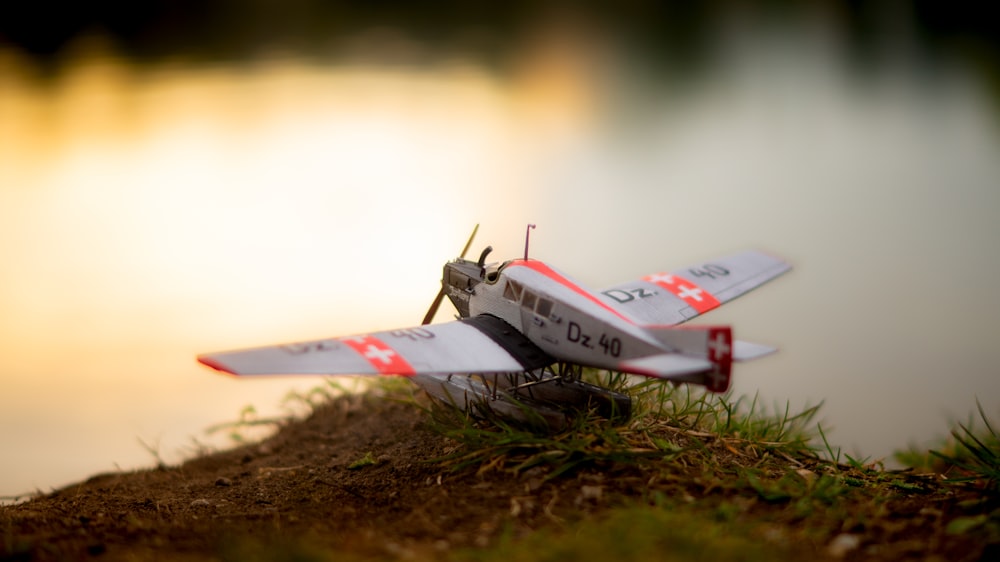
[597,250,791,325]
[198,316,551,377]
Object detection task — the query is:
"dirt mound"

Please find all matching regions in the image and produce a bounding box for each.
[1,393,615,560]
[2,390,996,561]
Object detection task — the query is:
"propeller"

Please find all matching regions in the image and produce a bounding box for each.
[421,224,479,325]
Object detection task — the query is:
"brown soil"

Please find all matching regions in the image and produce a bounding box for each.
[1,391,996,561]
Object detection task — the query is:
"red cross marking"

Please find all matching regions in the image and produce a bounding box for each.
[705,327,732,392]
[646,273,676,284]
[707,328,732,363]
[676,284,704,302]
[643,272,721,314]
[339,335,415,375]
[707,368,726,388]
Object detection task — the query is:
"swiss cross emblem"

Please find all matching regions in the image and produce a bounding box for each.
[643,272,720,314]
[704,327,731,392]
[340,335,415,375]
[707,329,731,362]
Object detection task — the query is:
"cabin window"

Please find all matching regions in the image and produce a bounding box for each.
[521,290,537,310]
[535,298,554,318]
[503,280,523,302]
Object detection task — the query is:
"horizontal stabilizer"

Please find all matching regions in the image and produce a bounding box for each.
[627,325,734,392]
[619,353,731,393]
[619,354,713,378]
[733,340,777,362]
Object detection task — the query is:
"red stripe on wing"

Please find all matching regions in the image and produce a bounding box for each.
[339,335,416,375]
[642,272,721,314]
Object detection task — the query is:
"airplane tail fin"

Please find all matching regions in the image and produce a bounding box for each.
[620,326,733,392]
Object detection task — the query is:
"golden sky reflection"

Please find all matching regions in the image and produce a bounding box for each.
[0,36,602,496]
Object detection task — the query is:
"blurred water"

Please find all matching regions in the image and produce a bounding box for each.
[2,11,999,498]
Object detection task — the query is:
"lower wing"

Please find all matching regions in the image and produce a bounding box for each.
[198,315,552,377]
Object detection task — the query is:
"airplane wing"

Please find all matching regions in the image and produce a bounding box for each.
[597,250,791,325]
[198,315,552,377]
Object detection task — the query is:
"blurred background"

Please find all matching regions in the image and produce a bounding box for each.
[2,1,999,499]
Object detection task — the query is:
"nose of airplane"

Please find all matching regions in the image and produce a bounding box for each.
[422,225,481,324]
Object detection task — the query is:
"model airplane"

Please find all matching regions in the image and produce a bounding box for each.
[198,225,791,427]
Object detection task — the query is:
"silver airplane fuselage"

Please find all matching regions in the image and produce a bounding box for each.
[445,258,666,371]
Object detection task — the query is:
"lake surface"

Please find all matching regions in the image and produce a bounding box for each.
[2,13,999,498]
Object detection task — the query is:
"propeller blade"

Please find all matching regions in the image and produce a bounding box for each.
[421,224,479,325]
[421,290,447,326]
[458,223,479,260]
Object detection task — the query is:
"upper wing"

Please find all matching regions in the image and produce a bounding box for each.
[198,315,552,377]
[597,250,791,325]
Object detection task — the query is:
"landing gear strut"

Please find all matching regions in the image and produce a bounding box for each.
[412,364,632,430]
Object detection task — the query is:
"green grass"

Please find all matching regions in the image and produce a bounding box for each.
[896,399,1000,493]
[346,451,378,470]
[427,371,823,479]
[452,503,799,562]
[204,404,289,444]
